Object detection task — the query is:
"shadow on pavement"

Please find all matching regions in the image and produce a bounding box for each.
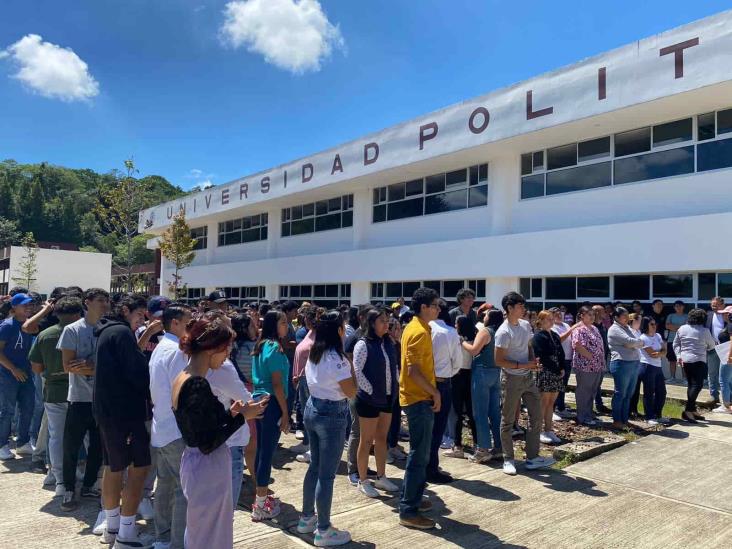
[525,469,608,497]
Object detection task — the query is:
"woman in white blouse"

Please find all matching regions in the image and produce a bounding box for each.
[352,308,399,498]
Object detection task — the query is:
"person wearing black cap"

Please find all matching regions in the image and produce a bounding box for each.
[207,290,229,313]
[136,296,169,362]
[0,293,36,460]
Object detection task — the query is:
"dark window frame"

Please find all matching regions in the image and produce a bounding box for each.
[281,194,354,238]
[217,213,268,247]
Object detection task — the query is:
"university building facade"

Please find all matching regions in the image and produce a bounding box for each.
[140,11,732,312]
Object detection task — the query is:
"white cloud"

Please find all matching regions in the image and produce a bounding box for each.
[1,34,99,102]
[185,168,216,190]
[220,0,344,74]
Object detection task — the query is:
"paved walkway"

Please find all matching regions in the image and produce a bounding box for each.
[2,409,730,548]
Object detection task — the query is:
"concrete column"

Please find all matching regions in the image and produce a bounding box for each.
[205,221,218,264]
[488,155,518,236]
[266,207,281,259]
[485,276,518,309]
[265,283,279,302]
[351,187,370,250]
[350,281,371,304]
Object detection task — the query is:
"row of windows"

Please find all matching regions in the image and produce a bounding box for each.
[218,286,266,307]
[182,287,206,305]
[281,195,354,237]
[280,284,351,309]
[519,273,732,302]
[372,164,488,223]
[521,107,732,199]
[218,214,268,247]
[371,279,487,304]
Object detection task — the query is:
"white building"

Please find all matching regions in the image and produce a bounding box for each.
[0,245,112,297]
[141,11,732,312]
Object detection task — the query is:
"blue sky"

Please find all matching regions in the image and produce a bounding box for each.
[1,0,730,190]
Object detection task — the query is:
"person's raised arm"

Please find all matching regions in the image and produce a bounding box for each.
[137,320,163,351]
[462,328,490,357]
[22,300,54,334]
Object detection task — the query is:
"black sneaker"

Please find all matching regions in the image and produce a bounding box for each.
[61,491,78,511]
[30,459,47,474]
[81,485,100,498]
[426,471,454,484]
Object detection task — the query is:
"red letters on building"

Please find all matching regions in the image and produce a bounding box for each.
[660,37,699,79]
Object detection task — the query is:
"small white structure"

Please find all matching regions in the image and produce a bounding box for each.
[1,246,112,297]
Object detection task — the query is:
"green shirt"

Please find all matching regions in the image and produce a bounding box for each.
[251,340,290,399]
[28,323,70,403]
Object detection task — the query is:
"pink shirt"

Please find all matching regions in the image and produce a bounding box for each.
[571,324,605,372]
[293,330,315,380]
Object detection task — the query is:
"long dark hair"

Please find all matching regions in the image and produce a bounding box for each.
[486,309,504,331]
[252,310,285,356]
[309,311,344,364]
[456,315,477,340]
[104,293,147,324]
[363,307,388,340]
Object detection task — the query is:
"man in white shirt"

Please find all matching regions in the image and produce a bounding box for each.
[149,304,192,549]
[706,297,726,404]
[426,300,461,484]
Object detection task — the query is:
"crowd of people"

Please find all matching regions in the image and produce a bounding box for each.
[1,284,731,547]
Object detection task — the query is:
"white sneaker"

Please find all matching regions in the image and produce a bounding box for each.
[14,442,33,456]
[552,412,563,422]
[647,419,660,426]
[539,432,553,444]
[296,450,311,463]
[297,514,318,534]
[43,470,56,486]
[0,445,15,460]
[54,484,66,497]
[314,526,351,547]
[113,531,154,549]
[295,430,305,440]
[102,526,118,544]
[138,497,154,520]
[712,405,732,414]
[358,479,379,498]
[373,476,398,492]
[503,460,517,475]
[93,510,107,535]
[525,456,556,470]
[290,442,309,454]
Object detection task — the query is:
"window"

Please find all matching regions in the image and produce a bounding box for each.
[614,275,650,301]
[520,174,545,199]
[190,226,208,250]
[218,214,267,246]
[718,273,732,298]
[519,278,531,298]
[653,118,692,147]
[184,287,205,305]
[280,284,351,308]
[614,127,651,157]
[467,279,486,299]
[373,164,488,223]
[547,143,577,170]
[718,108,732,135]
[531,278,543,299]
[371,279,486,306]
[282,195,353,237]
[546,162,612,195]
[653,274,692,298]
[519,278,543,299]
[697,138,732,172]
[219,286,265,307]
[577,277,610,298]
[578,137,611,162]
[546,277,576,300]
[698,112,716,141]
[614,146,694,185]
[698,273,717,301]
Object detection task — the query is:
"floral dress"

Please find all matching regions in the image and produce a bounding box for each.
[571,324,605,372]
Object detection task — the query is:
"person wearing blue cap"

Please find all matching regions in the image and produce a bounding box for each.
[0,293,36,460]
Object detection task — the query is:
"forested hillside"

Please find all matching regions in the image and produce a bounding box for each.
[0,159,185,263]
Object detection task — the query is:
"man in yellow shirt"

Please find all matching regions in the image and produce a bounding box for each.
[398,287,440,530]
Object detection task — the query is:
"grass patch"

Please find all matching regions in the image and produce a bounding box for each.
[552,454,579,469]
[635,398,685,419]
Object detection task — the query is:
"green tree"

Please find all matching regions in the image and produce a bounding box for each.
[11,232,38,291]
[0,217,20,249]
[94,159,155,291]
[159,211,197,298]
[114,234,154,266]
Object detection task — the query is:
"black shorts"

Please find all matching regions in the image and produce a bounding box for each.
[355,397,391,419]
[666,345,677,362]
[98,418,151,472]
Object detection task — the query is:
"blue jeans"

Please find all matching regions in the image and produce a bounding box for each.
[254,401,282,487]
[302,397,348,531]
[471,367,502,451]
[230,445,244,508]
[427,380,451,476]
[0,374,35,447]
[399,400,434,519]
[44,402,68,485]
[297,378,310,446]
[707,350,721,400]
[30,373,44,444]
[720,361,732,405]
[609,360,639,423]
[641,366,666,420]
